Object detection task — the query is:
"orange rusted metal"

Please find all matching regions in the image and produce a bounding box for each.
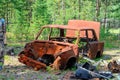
[66,20,103,59]
[18,54,46,71]
[67,20,100,40]
[18,20,104,70]
[18,40,78,70]
[87,41,104,59]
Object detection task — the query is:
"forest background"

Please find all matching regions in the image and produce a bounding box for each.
[0,0,120,49]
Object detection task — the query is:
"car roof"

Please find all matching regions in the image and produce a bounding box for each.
[68,20,100,40]
[41,20,100,40]
[42,25,89,30]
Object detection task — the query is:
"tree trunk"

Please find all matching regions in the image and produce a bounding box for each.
[103,0,108,33]
[60,0,66,37]
[95,0,101,21]
[73,1,76,19]
[61,0,66,24]
[78,0,81,19]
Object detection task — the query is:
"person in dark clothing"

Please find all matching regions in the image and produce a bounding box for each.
[0,18,5,70]
[0,18,6,46]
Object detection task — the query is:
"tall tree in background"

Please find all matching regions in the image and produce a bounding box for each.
[100,0,110,33]
[61,0,66,24]
[78,0,82,19]
[60,0,66,36]
[103,0,108,28]
[95,0,101,21]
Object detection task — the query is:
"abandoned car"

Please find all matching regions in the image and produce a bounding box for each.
[18,20,104,70]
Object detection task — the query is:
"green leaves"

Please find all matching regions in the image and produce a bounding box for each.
[0,0,119,43]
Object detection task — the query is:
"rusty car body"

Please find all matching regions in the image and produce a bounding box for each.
[18,20,104,70]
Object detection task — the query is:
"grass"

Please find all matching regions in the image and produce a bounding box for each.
[6,41,25,47]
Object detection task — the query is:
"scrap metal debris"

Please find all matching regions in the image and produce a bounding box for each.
[74,67,112,80]
[108,59,120,73]
[63,62,113,80]
[18,41,78,70]
[50,56,61,70]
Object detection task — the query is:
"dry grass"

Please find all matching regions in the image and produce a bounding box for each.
[0,55,69,80]
[0,49,120,80]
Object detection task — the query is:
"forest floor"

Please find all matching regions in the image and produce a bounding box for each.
[0,47,120,80]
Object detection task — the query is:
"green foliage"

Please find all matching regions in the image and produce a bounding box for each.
[46,66,52,72]
[0,0,119,49]
[79,0,95,20]
[100,27,120,49]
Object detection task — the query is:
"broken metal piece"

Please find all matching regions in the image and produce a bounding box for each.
[18,54,47,71]
[98,71,113,79]
[50,56,61,70]
[75,67,110,80]
[82,62,97,71]
[18,40,78,70]
[108,60,120,73]
[63,62,113,80]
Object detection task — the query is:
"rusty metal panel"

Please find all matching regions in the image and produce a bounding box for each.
[18,54,46,70]
[87,41,104,59]
[66,20,100,40]
[18,40,78,70]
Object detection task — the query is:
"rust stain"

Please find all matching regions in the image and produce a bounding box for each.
[18,41,78,70]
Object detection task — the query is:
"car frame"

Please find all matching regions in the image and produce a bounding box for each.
[18,20,104,70]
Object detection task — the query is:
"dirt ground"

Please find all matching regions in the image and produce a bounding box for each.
[0,48,120,80]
